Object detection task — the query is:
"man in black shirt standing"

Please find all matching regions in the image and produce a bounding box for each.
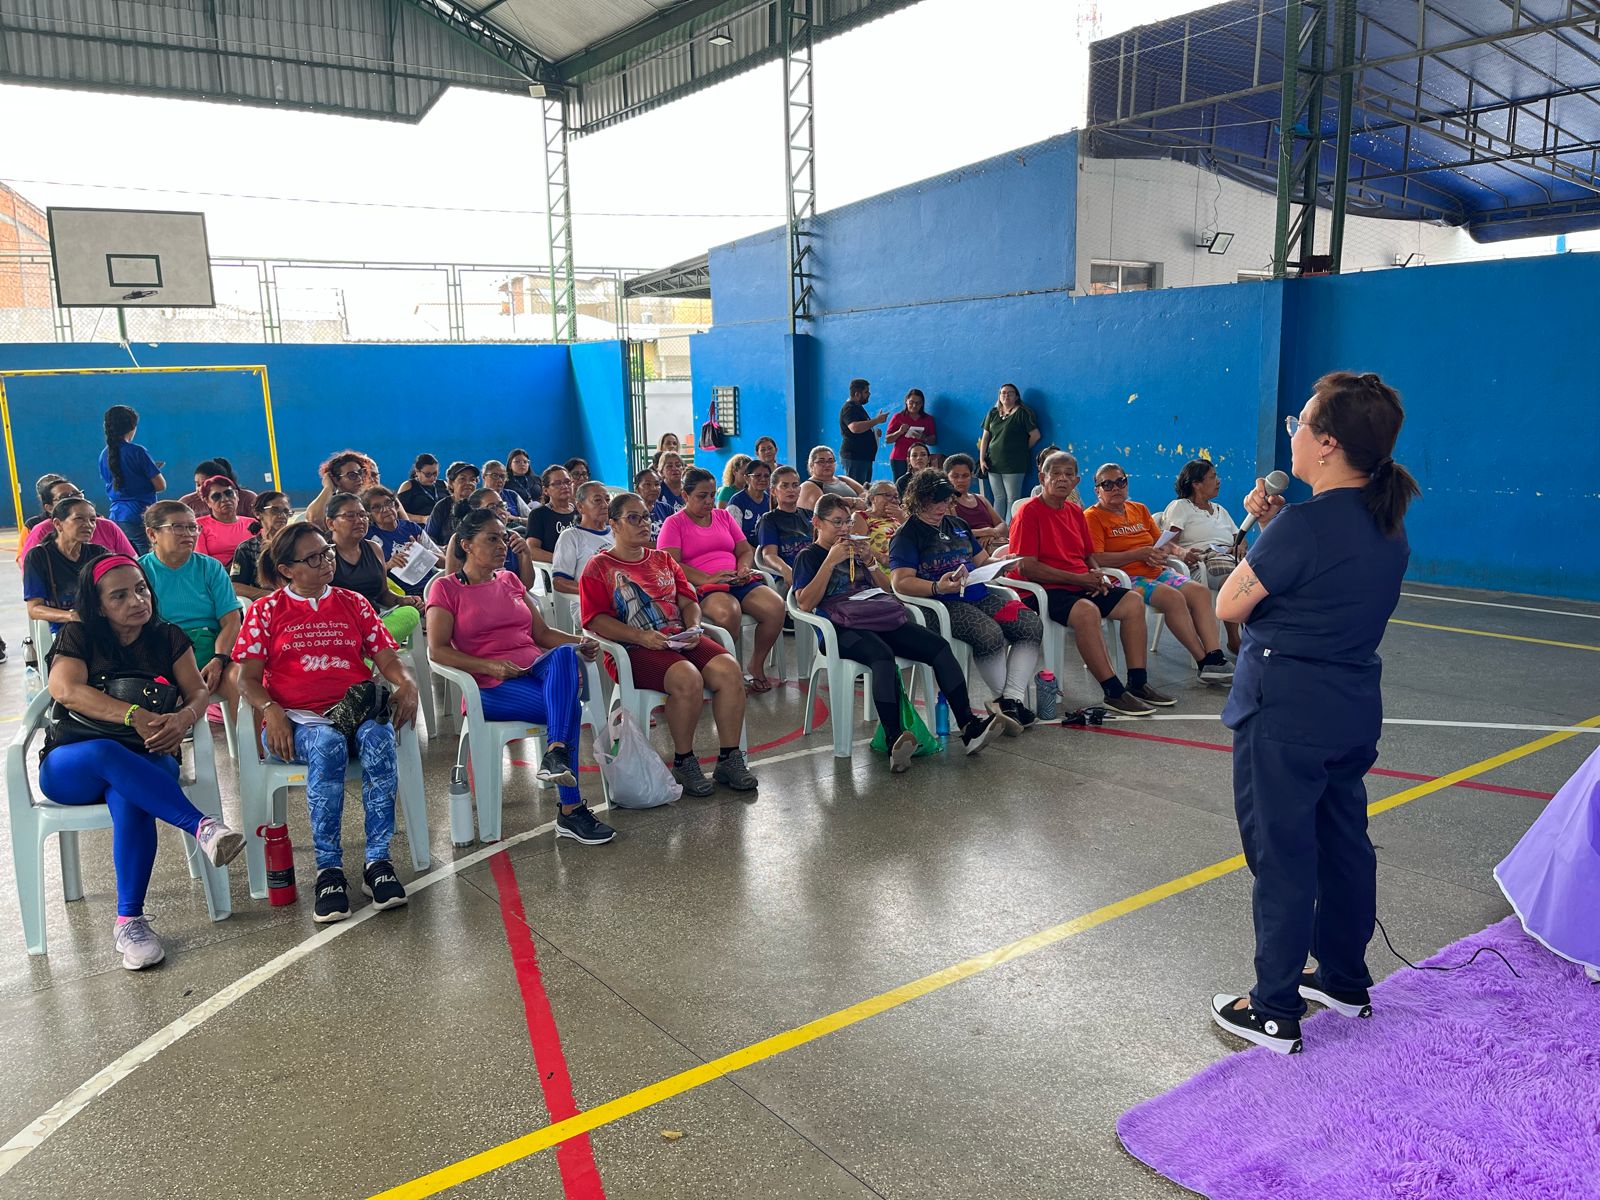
[838,378,886,485]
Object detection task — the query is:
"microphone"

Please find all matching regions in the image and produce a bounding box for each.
[1237,470,1290,535]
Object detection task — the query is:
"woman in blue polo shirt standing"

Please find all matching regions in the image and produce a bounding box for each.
[99,405,165,555]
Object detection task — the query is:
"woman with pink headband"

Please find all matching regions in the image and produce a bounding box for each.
[42,554,246,970]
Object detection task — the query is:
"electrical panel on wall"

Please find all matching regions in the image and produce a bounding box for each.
[712,385,740,437]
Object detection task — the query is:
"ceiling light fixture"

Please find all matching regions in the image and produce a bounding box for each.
[708,29,733,46]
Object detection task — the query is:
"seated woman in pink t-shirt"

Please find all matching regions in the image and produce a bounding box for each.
[425,508,612,847]
[657,467,785,691]
[194,474,256,568]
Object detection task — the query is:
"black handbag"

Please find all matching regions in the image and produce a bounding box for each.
[321,679,392,750]
[50,670,183,754]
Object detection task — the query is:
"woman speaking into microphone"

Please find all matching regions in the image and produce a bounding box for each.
[1210,371,1420,1054]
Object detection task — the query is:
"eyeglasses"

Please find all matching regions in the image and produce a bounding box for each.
[208,489,236,501]
[332,510,369,521]
[617,512,650,526]
[52,489,84,502]
[336,468,369,481]
[156,522,200,534]
[291,548,336,567]
[260,505,292,516]
[366,501,396,513]
[1096,476,1130,491]
[1285,415,1315,437]
[820,517,851,528]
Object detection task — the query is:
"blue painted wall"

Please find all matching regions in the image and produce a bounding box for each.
[568,340,631,487]
[0,341,616,525]
[1280,253,1600,599]
[691,126,1600,600]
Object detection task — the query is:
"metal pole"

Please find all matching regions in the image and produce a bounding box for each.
[543,95,577,343]
[782,0,817,334]
[1271,0,1303,277]
[1328,0,1358,271]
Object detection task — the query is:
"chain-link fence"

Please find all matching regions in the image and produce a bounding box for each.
[0,254,712,345]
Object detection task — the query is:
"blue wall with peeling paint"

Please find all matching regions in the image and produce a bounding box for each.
[692,129,1600,600]
[1280,253,1600,599]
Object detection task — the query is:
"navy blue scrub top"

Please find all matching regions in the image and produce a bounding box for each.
[1223,487,1409,746]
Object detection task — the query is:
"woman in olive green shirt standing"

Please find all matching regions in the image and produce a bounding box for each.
[978,383,1041,515]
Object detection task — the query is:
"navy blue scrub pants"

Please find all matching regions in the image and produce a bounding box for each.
[1232,717,1378,1020]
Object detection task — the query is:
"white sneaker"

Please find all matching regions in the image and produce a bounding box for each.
[114,916,166,970]
[195,818,245,868]
[889,730,918,773]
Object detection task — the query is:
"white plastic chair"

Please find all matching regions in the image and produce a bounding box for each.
[6,691,232,956]
[753,566,808,683]
[235,700,431,900]
[426,655,612,844]
[29,618,55,662]
[587,624,748,752]
[394,627,439,737]
[786,588,934,758]
[1002,575,1129,694]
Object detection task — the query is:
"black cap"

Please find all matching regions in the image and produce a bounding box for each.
[930,480,957,503]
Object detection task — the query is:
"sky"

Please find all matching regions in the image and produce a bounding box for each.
[0,0,1203,271]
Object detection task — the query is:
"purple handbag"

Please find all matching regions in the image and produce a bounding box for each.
[822,586,907,632]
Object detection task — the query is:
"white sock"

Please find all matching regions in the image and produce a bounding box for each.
[975,652,1006,697]
[1002,642,1042,701]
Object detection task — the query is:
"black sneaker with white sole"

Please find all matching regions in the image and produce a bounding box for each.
[1299,970,1373,1018]
[362,860,408,910]
[959,713,1003,756]
[313,868,351,923]
[536,745,577,788]
[1102,690,1155,717]
[1211,994,1303,1054]
[556,804,616,845]
[987,701,1023,737]
[889,729,917,773]
[999,697,1037,729]
[1198,658,1235,685]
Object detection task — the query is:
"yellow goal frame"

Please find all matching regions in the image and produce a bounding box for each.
[0,364,279,529]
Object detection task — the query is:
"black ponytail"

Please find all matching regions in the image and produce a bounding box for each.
[1309,372,1420,538]
[103,405,138,492]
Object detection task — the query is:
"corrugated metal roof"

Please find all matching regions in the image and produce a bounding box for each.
[0,0,931,133]
[0,0,538,122]
[1087,0,1600,242]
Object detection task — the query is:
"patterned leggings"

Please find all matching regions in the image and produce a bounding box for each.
[944,590,1044,703]
[269,720,398,871]
[478,644,583,807]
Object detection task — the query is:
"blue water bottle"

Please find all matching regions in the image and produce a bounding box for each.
[934,692,950,740]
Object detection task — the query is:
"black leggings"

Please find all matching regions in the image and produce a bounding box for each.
[834,621,973,744]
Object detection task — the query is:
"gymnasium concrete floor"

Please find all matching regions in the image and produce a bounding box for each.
[0,550,1596,1200]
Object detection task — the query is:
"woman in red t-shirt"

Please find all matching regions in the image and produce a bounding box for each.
[235,523,420,924]
[579,492,756,799]
[426,508,612,847]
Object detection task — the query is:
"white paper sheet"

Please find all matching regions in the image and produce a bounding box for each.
[959,556,1020,586]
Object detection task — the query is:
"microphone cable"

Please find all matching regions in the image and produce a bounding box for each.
[1374,915,1520,979]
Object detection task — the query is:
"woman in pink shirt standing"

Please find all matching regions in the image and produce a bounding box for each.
[658,467,785,691]
[426,508,613,846]
[884,388,937,484]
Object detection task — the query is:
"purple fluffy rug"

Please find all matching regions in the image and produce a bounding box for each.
[1117,918,1600,1199]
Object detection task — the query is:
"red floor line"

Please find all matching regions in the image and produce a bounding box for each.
[487,852,607,1200]
[1063,724,1553,799]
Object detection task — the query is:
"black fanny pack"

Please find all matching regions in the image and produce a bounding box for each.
[49,671,183,756]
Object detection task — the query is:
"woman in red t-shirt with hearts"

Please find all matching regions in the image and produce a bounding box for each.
[235,523,420,924]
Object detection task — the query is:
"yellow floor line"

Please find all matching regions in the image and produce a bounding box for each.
[367,713,1600,1200]
[1389,618,1600,653]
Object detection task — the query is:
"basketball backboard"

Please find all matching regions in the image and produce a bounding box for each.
[47,208,215,308]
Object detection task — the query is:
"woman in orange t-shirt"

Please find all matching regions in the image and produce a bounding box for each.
[1085,462,1233,685]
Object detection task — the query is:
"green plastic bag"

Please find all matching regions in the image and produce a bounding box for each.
[869,677,942,757]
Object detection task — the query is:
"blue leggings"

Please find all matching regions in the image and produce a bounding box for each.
[40,740,205,918]
[268,720,397,871]
[479,644,582,806]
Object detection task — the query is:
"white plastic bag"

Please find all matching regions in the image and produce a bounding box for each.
[597,708,682,809]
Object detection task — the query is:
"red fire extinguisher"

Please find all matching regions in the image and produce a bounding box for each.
[257,823,297,906]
